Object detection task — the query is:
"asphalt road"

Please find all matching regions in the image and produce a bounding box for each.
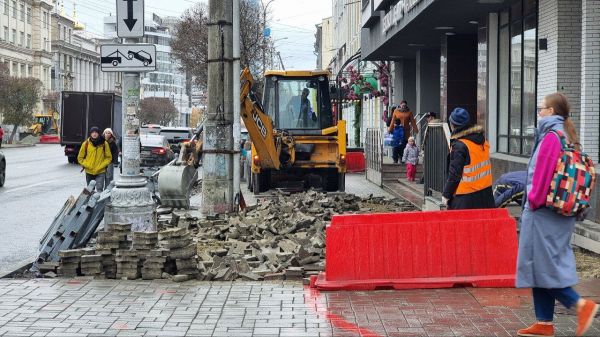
[0,144,84,273]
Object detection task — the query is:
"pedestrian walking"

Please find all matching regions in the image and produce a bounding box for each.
[442,107,494,210]
[103,128,120,188]
[390,119,405,164]
[516,93,598,337]
[77,126,112,192]
[0,125,4,148]
[403,136,419,182]
[388,100,418,161]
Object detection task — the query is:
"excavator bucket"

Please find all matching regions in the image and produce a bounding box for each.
[158,164,198,209]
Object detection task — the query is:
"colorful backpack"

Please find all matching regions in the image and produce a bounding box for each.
[546,130,596,217]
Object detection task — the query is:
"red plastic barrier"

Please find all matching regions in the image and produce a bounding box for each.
[39,135,60,144]
[346,151,365,173]
[312,208,518,290]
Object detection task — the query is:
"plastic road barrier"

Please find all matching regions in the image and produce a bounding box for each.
[312,209,518,290]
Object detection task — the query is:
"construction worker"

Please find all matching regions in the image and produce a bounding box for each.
[0,125,4,148]
[78,126,112,192]
[442,107,494,210]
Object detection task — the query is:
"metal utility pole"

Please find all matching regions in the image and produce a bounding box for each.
[202,0,235,215]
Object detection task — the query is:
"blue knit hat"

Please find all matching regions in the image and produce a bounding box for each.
[449,107,470,127]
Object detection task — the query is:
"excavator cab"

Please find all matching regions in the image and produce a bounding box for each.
[247,70,346,194]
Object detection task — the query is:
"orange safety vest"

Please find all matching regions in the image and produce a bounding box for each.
[455,139,492,195]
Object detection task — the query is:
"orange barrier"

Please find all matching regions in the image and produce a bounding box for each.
[346,151,365,173]
[39,135,60,144]
[312,209,518,290]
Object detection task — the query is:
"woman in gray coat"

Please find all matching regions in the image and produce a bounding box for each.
[516,93,598,337]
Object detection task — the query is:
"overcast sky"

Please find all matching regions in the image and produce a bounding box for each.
[65,0,332,70]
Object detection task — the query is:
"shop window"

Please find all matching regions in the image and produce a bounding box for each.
[496,0,537,156]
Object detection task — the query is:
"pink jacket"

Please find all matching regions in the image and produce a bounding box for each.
[528,133,562,210]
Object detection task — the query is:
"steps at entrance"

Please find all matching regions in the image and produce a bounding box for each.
[382,163,423,182]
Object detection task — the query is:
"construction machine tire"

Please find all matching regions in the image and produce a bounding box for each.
[252,170,270,195]
[338,173,346,192]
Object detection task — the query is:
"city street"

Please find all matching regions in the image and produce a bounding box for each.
[0,145,85,274]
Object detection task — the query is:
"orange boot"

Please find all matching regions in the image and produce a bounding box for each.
[576,299,599,336]
[517,323,555,337]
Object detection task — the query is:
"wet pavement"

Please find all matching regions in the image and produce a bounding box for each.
[0,278,598,337]
[0,145,84,273]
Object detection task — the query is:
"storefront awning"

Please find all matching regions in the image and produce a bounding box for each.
[362,0,513,60]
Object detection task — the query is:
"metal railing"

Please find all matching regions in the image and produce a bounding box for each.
[423,122,451,197]
[365,128,383,186]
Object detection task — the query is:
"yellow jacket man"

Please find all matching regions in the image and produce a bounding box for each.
[78,126,112,192]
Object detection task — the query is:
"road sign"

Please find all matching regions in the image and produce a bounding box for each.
[101,44,156,72]
[117,0,144,38]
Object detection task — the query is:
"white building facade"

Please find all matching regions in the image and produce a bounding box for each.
[0,0,54,120]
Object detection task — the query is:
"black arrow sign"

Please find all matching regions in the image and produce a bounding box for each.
[123,0,137,31]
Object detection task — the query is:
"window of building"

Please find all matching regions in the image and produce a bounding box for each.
[19,3,24,21]
[62,26,66,40]
[20,64,25,77]
[2,26,8,41]
[68,29,71,43]
[11,29,16,44]
[43,37,47,51]
[3,1,8,15]
[26,34,30,48]
[26,7,31,23]
[12,62,17,76]
[496,0,537,156]
[11,1,16,18]
[19,31,24,46]
[43,11,48,28]
[28,65,32,77]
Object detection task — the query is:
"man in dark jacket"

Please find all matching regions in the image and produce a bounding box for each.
[442,108,495,210]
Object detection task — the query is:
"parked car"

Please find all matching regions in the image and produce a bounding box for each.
[141,124,162,135]
[140,134,174,167]
[0,151,5,187]
[159,127,193,153]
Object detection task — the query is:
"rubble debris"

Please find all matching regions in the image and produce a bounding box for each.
[53,190,412,282]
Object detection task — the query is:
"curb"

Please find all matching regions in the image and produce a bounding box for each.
[1,144,36,149]
[0,257,35,279]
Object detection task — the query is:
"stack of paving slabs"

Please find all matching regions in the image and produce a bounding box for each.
[57,249,87,277]
[115,250,141,280]
[80,254,104,278]
[97,223,132,250]
[132,231,158,255]
[159,228,198,279]
[193,190,415,281]
[142,249,168,280]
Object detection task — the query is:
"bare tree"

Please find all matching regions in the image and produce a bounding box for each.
[139,98,179,126]
[171,0,266,89]
[0,65,43,143]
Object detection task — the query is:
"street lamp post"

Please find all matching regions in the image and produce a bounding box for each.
[261,0,275,74]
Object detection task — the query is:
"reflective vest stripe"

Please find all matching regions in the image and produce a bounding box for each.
[463,159,491,174]
[455,139,493,195]
[461,169,492,182]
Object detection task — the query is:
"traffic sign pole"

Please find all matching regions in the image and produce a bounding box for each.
[104,8,156,231]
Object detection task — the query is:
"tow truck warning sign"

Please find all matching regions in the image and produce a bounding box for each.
[100,44,156,72]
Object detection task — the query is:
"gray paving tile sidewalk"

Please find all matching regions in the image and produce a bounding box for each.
[0,278,599,337]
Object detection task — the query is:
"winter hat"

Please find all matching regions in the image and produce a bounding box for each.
[408,136,415,142]
[103,128,114,136]
[89,126,100,134]
[449,107,470,128]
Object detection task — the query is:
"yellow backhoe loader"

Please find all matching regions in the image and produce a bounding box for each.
[158,68,346,207]
[28,110,59,136]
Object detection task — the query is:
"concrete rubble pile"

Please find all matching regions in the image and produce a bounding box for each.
[193,191,413,282]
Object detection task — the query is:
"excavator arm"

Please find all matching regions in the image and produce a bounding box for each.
[240,68,282,170]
